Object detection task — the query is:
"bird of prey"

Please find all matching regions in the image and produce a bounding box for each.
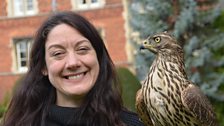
[136,32,217,126]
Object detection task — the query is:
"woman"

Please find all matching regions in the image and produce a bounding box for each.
[2,11,143,126]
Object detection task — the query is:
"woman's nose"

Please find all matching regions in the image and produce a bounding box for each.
[65,53,81,69]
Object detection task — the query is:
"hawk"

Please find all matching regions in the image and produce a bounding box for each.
[136,32,217,126]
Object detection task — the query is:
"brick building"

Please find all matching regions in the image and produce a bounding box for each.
[0,0,128,102]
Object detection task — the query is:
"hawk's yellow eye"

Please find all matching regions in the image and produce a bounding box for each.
[154,37,161,43]
[143,41,148,45]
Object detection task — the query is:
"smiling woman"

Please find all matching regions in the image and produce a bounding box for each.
[1,11,144,126]
[43,24,100,107]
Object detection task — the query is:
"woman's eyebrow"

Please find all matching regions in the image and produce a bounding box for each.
[47,39,90,50]
[47,44,64,50]
[76,39,90,45]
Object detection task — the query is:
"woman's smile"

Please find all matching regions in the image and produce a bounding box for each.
[66,73,84,80]
[63,71,87,80]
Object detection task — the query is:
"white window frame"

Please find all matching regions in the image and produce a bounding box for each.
[7,0,38,17]
[71,0,105,10]
[96,27,108,48]
[14,38,32,73]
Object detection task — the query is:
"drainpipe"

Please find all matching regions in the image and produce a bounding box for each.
[52,0,57,12]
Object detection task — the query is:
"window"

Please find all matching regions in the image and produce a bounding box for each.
[72,0,105,10]
[97,27,107,47]
[14,38,32,73]
[8,0,38,17]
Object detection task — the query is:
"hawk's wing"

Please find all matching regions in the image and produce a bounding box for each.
[181,83,217,126]
[136,89,153,126]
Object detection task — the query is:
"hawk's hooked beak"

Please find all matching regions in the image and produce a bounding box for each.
[140,45,145,50]
[140,39,157,54]
[140,40,148,50]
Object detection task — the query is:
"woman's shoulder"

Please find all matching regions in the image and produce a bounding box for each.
[120,109,144,126]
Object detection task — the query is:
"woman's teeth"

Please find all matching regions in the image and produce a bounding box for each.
[67,74,83,80]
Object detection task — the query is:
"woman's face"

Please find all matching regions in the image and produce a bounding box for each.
[44,23,100,107]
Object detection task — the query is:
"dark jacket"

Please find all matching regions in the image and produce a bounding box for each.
[45,105,144,126]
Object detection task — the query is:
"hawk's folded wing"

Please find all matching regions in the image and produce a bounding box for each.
[181,83,217,126]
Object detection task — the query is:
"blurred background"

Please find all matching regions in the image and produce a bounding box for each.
[0,0,223,125]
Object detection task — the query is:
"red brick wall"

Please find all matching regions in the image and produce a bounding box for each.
[0,0,7,16]
[0,0,127,102]
[0,16,47,102]
[80,5,127,63]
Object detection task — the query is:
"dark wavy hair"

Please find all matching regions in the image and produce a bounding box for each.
[2,11,124,126]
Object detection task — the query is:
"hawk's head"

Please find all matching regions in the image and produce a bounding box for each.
[140,32,181,55]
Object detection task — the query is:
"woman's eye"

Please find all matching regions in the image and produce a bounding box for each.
[77,47,90,54]
[51,51,65,58]
[53,52,61,56]
[79,47,88,51]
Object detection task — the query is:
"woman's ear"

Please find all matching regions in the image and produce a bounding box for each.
[42,67,48,76]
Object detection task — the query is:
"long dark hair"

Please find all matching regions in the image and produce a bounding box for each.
[2,11,124,126]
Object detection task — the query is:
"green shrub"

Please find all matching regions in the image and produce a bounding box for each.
[0,75,23,120]
[116,67,141,112]
[212,99,224,125]
[213,11,224,32]
[0,92,10,119]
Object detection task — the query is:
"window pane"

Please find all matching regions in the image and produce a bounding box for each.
[13,0,24,16]
[91,0,98,3]
[26,0,36,15]
[11,0,36,16]
[21,60,27,67]
[19,42,27,51]
[15,38,32,72]
[81,0,87,4]
[20,52,27,58]
[27,0,34,11]
[77,0,88,9]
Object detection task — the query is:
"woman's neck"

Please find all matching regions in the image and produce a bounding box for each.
[56,90,84,107]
